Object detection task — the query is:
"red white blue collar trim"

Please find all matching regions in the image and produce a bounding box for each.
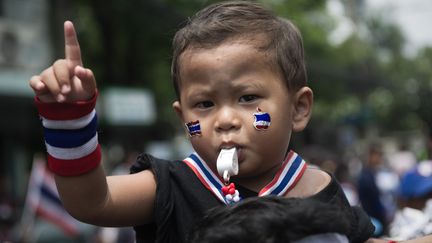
[184,153,227,203]
[183,150,307,204]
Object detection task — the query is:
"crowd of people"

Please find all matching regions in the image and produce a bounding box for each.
[301,139,432,241]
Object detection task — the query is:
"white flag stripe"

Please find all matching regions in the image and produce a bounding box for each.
[42,173,58,196]
[277,160,306,196]
[184,157,226,202]
[31,196,71,221]
[185,158,224,201]
[187,159,226,202]
[45,134,98,160]
[192,153,225,187]
[260,154,297,196]
[42,109,96,130]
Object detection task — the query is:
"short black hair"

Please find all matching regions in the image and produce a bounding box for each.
[187,196,351,243]
[171,1,307,100]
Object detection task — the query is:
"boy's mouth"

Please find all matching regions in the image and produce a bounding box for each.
[218,144,244,163]
[218,142,239,151]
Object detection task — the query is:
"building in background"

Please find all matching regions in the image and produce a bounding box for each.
[0,0,52,210]
[0,1,178,239]
[0,0,54,240]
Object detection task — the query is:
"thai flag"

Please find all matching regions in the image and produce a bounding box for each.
[185,120,202,136]
[253,109,271,130]
[24,157,80,236]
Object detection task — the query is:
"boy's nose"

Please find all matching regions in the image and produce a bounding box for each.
[215,107,241,132]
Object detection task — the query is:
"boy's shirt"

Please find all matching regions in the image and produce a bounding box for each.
[130,153,375,243]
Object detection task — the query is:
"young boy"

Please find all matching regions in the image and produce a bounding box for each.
[29,1,374,242]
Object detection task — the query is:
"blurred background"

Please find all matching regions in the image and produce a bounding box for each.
[0,0,431,242]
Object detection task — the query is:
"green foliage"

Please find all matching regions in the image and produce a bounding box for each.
[49,0,432,144]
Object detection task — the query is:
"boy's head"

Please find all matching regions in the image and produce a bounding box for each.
[188,196,350,243]
[171,1,307,99]
[171,1,313,180]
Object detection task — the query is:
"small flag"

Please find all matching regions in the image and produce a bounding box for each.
[253,108,271,130]
[25,157,80,236]
[185,120,202,136]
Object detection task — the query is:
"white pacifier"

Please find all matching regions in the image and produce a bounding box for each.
[216,147,239,183]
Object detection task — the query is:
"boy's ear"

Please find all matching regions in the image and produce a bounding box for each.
[172,100,185,122]
[292,87,313,132]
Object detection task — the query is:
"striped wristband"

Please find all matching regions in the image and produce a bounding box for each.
[35,92,101,176]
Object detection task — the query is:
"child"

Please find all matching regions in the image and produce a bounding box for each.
[29,1,374,242]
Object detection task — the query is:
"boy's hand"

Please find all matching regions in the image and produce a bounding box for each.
[29,21,96,103]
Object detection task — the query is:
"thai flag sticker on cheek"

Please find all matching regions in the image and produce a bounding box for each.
[185,120,202,137]
[253,108,271,130]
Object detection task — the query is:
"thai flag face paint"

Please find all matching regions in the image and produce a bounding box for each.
[253,108,271,130]
[185,120,202,137]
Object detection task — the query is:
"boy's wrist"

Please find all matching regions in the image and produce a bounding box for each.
[47,144,102,176]
[36,90,101,176]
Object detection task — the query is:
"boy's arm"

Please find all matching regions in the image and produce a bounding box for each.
[29,21,156,226]
[56,167,156,226]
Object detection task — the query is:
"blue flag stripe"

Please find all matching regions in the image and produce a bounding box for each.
[40,184,63,206]
[255,113,270,122]
[44,115,97,148]
[271,155,302,195]
[189,154,222,190]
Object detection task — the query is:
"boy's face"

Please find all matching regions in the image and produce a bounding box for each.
[173,41,312,182]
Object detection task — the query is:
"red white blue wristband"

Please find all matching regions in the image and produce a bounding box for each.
[35,91,101,176]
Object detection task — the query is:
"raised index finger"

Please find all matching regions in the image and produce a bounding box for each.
[64,21,83,68]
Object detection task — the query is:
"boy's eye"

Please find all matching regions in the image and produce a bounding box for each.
[239,95,258,102]
[196,101,214,108]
